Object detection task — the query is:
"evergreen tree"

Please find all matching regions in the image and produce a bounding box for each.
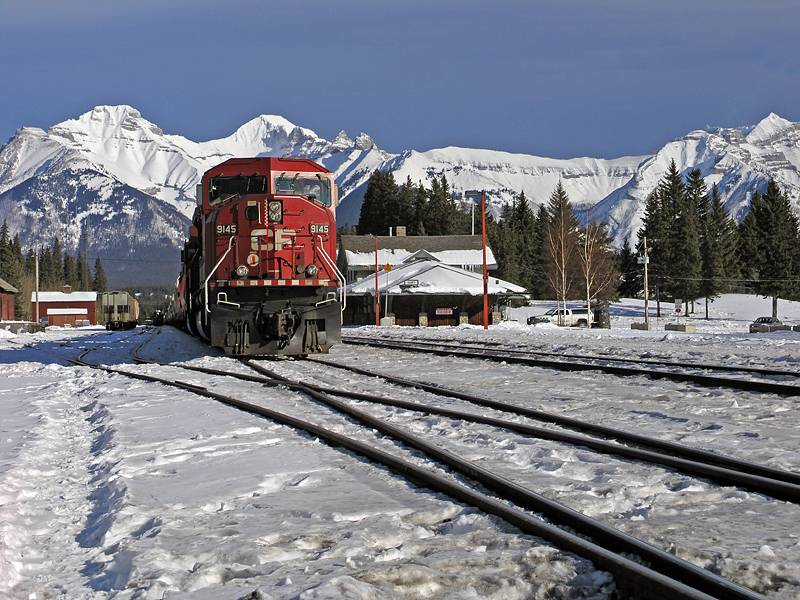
[425,176,448,235]
[753,180,798,317]
[670,181,702,312]
[92,257,108,294]
[618,237,641,297]
[0,224,25,317]
[40,247,54,288]
[411,183,428,236]
[636,190,669,309]
[78,227,91,290]
[700,184,740,317]
[357,170,398,235]
[396,177,416,233]
[63,254,79,288]
[509,191,536,289]
[738,191,762,282]
[684,168,708,223]
[50,238,63,287]
[492,202,519,282]
[528,205,550,298]
[0,220,10,278]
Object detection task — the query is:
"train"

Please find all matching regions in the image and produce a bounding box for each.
[100,291,140,330]
[172,157,344,356]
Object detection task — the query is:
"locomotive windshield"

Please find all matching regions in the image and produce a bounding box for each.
[209,175,267,205]
[274,173,332,206]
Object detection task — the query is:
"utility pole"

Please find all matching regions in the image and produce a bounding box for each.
[584,206,591,318]
[642,237,650,326]
[374,236,380,326]
[35,246,40,324]
[481,190,489,330]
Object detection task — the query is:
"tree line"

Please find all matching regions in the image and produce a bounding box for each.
[631,160,799,317]
[356,171,471,236]
[0,221,108,320]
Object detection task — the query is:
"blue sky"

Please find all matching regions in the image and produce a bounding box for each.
[1,0,798,158]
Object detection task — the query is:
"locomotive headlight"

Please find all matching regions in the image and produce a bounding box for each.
[268,201,283,223]
[305,264,318,277]
[235,265,249,277]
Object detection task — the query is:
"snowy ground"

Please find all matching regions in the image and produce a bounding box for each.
[2,295,799,598]
[507,293,800,336]
[0,327,611,599]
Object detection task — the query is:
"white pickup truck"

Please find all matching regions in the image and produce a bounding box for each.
[527,307,593,327]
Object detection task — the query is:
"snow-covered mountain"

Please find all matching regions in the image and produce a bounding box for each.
[593,113,800,245]
[0,105,798,284]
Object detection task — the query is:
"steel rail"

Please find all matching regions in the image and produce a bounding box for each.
[310,357,800,486]
[341,337,800,397]
[68,351,744,600]
[366,334,800,378]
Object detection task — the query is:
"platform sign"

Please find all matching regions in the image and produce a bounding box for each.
[435,307,454,316]
[675,298,682,314]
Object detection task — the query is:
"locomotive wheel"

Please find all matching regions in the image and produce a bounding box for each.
[186,306,200,337]
[195,308,209,340]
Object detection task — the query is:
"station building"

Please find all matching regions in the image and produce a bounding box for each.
[0,277,17,321]
[31,285,97,326]
[337,230,498,284]
[343,257,525,327]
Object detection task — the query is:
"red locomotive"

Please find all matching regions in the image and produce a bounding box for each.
[174,157,344,355]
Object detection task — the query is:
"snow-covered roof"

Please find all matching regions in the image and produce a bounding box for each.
[344,248,496,269]
[46,308,88,316]
[346,259,525,296]
[0,277,18,293]
[31,291,97,302]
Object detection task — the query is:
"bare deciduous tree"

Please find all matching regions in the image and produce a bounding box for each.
[578,219,619,320]
[545,182,578,325]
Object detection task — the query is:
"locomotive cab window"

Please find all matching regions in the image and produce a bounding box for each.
[274,173,332,207]
[209,175,267,205]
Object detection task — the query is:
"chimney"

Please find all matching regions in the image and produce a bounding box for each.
[63,284,72,294]
[395,226,407,237]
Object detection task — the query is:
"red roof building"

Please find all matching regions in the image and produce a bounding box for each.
[0,277,17,321]
[31,286,97,326]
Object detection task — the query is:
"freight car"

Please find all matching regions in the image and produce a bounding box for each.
[100,291,140,330]
[173,157,344,356]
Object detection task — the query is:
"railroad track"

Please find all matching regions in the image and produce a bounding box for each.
[341,335,800,396]
[63,331,780,599]
[364,334,800,378]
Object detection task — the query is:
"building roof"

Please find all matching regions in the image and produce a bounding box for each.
[346,259,525,296]
[0,277,18,293]
[31,291,97,302]
[46,308,89,315]
[340,235,496,268]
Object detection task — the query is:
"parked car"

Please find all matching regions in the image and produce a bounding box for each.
[527,307,593,327]
[749,316,792,333]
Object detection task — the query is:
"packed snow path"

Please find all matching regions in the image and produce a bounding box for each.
[0,328,612,599]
